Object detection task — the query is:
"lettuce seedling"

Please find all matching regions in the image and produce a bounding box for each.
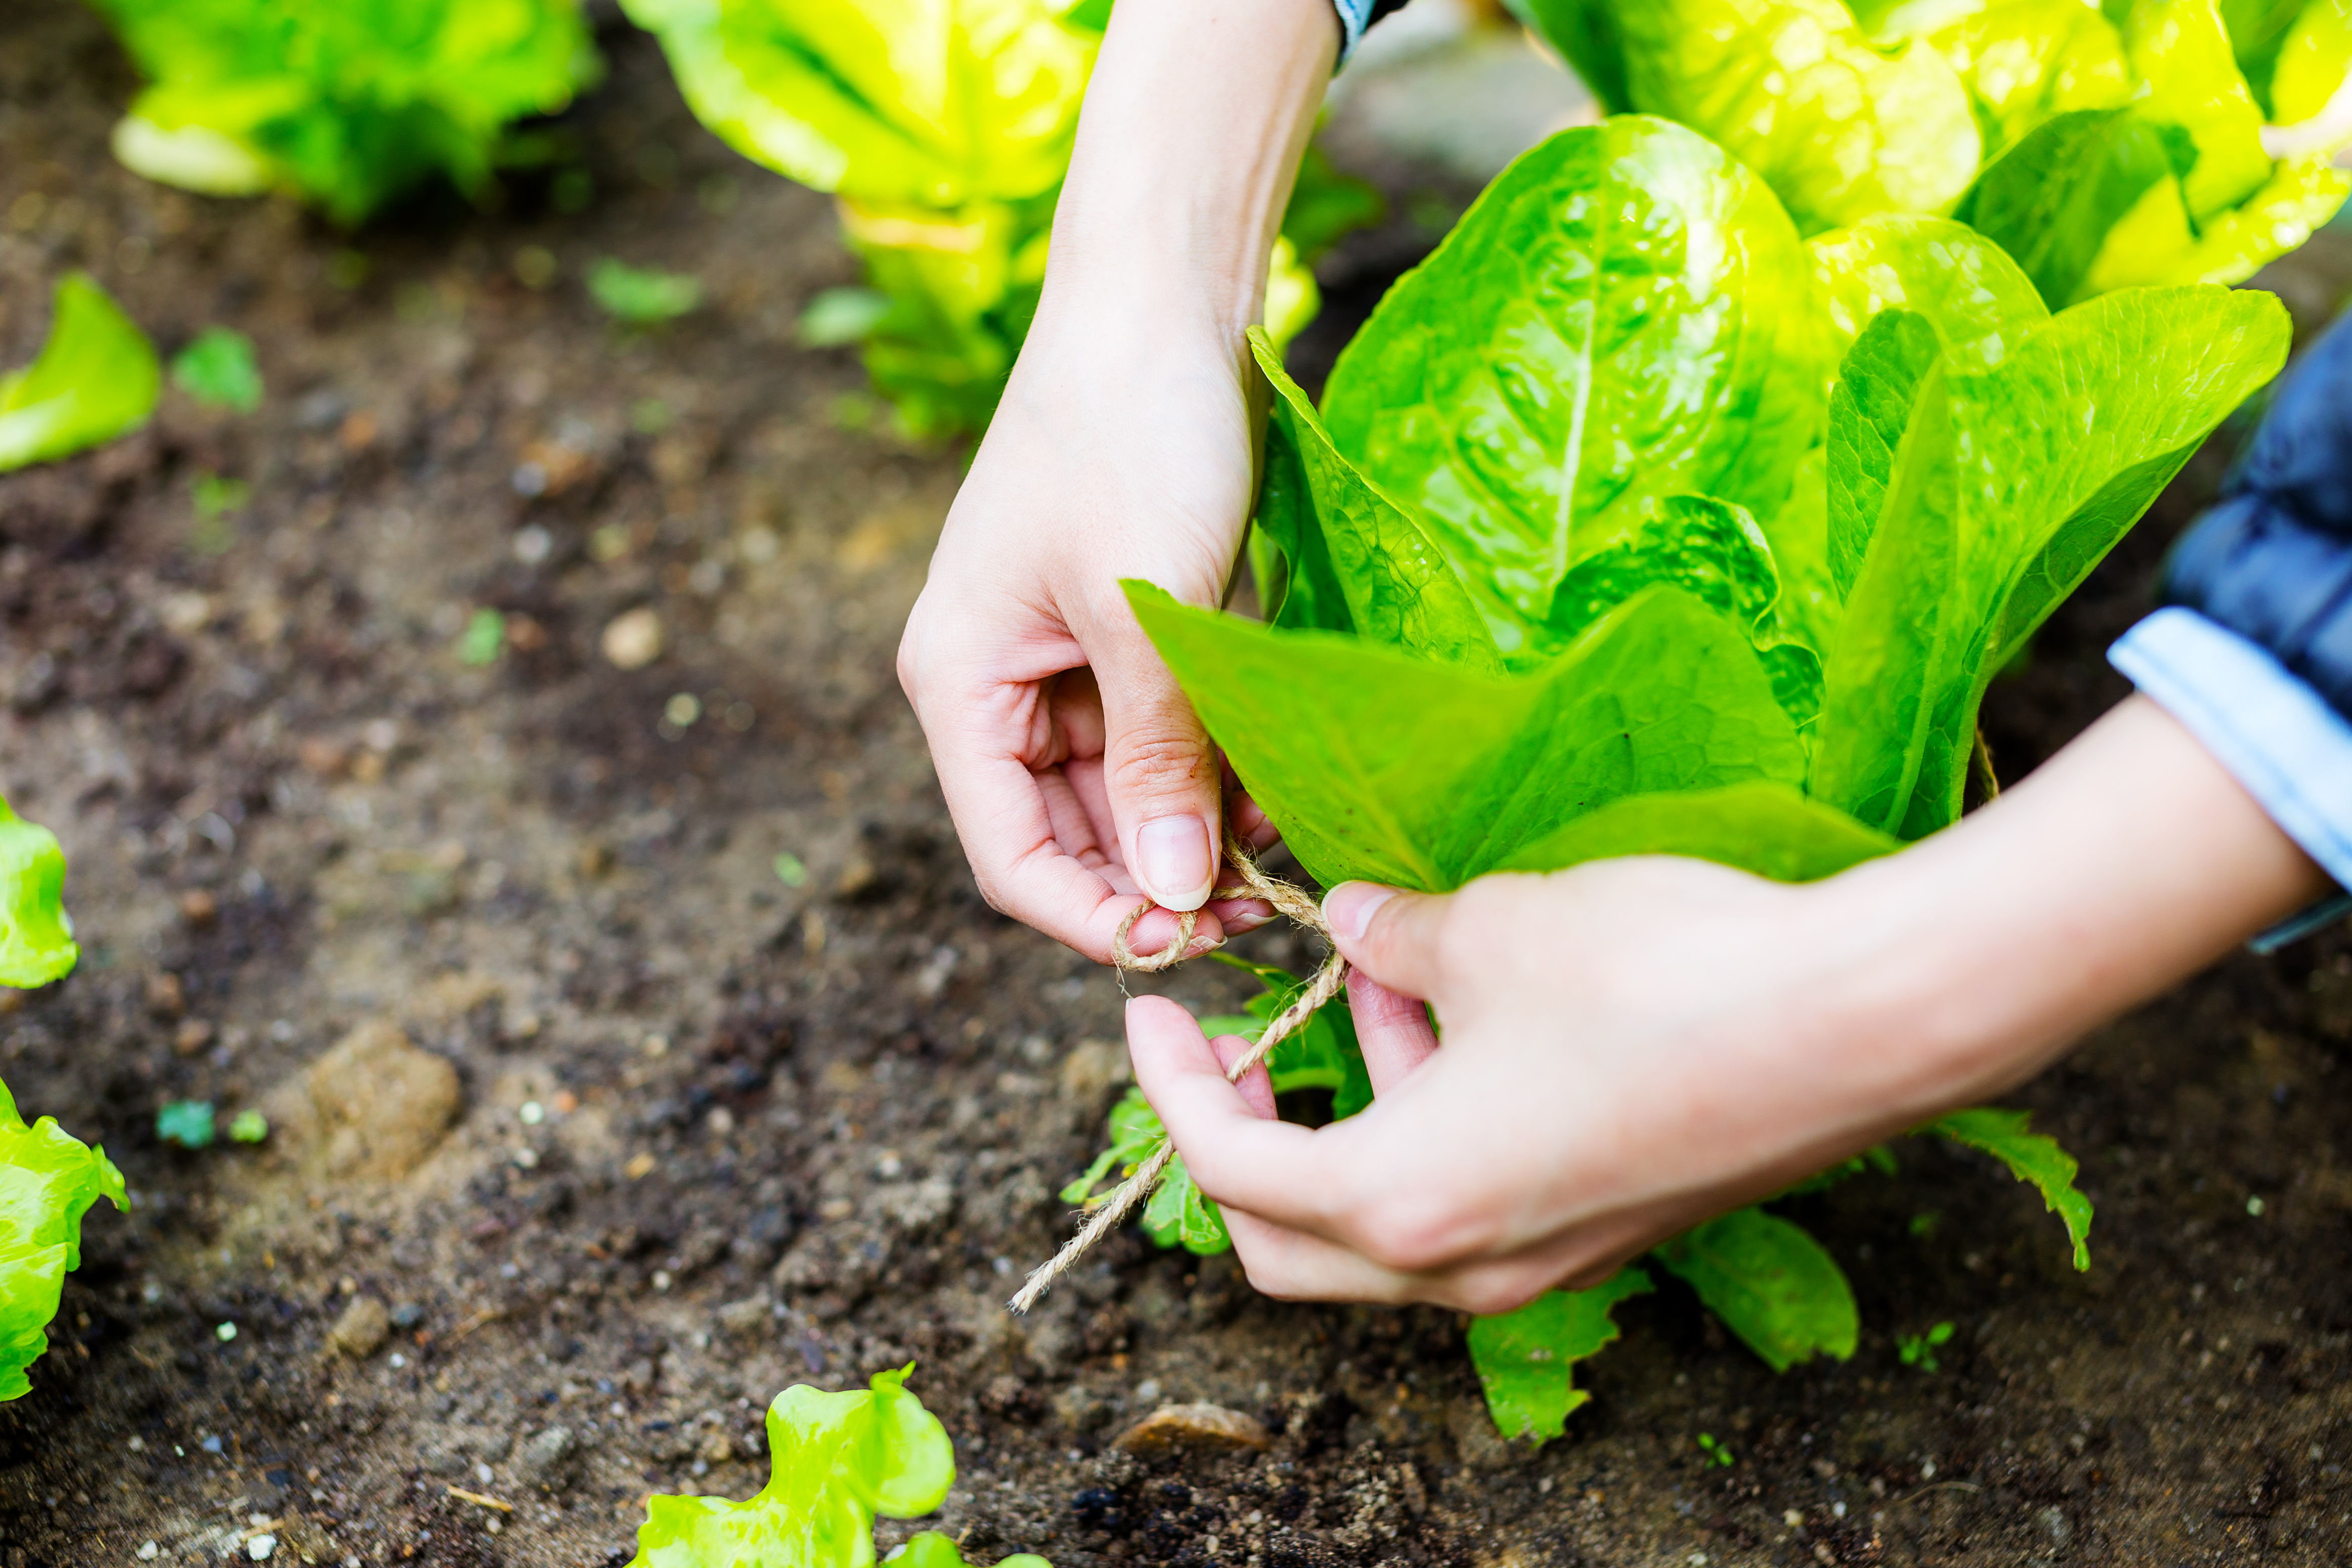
[0,794,121,1404]
[169,327,263,414]
[88,0,603,226]
[1509,0,2351,297]
[0,274,160,474]
[0,797,77,989]
[0,1079,126,1402]
[627,1366,1051,1568]
[1070,113,2268,1440]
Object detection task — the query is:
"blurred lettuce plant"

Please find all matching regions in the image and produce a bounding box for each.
[0,275,159,474]
[622,0,1376,440]
[86,0,604,225]
[1,794,123,1404]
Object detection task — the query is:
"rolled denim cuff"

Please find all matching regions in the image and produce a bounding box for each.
[2110,606,2352,950]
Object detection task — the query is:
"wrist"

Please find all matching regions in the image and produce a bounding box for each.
[1801,696,2330,1123]
[1038,0,1337,340]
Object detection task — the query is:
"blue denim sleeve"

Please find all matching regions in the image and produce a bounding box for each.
[2106,311,2352,949]
[2109,609,2352,950]
[1331,0,1411,59]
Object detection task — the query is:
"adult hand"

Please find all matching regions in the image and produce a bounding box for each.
[897,0,1337,963]
[1128,697,2328,1312]
[898,311,1278,964]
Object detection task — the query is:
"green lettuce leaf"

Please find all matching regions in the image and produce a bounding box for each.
[2086,154,2352,291]
[1467,1270,1654,1443]
[1493,781,1899,881]
[619,0,1093,209]
[0,798,77,990]
[92,0,602,225]
[1521,1,1981,234]
[2270,0,2352,124]
[1927,0,2135,155]
[1826,310,1948,602]
[628,1367,957,1567]
[1128,580,1804,892]
[1809,285,2288,837]
[0,275,160,475]
[2124,0,2276,221]
[1317,118,1826,667]
[1653,1208,1858,1373]
[1810,213,2053,373]
[1925,1107,2094,1269]
[2219,0,2313,109]
[1953,107,2200,308]
[1248,330,1502,670]
[1,1078,126,1402]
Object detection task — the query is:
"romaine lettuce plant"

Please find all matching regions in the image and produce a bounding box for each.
[1067,112,2283,1439]
[621,0,1375,440]
[0,274,160,475]
[86,0,604,226]
[627,1367,1050,1567]
[0,794,124,1404]
[1509,0,2352,302]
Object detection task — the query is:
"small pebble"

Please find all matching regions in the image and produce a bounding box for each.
[247,1534,275,1561]
[601,607,664,670]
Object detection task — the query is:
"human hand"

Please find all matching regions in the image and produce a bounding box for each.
[898,310,1278,963]
[895,0,1336,964]
[1129,697,2328,1311]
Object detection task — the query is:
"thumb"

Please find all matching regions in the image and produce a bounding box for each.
[1321,881,1456,1004]
[1088,594,1224,913]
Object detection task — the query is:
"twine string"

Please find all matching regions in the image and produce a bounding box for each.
[1008,827,1346,1314]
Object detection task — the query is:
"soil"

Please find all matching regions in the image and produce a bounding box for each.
[6,5,2352,1566]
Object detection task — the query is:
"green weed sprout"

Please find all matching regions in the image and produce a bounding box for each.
[169,327,263,413]
[157,1101,216,1150]
[0,795,123,1403]
[589,258,705,326]
[87,0,603,225]
[1898,1321,1958,1373]
[0,274,160,474]
[627,1366,1050,1568]
[1696,1432,1736,1467]
[457,609,507,667]
[228,1110,270,1145]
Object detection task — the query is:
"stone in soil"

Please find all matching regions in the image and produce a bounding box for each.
[1112,1403,1273,1457]
[325,1295,389,1359]
[265,1019,460,1180]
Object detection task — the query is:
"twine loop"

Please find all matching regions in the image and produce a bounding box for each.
[1008,827,1346,1313]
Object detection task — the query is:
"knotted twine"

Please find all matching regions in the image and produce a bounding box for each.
[1006,827,1346,1314]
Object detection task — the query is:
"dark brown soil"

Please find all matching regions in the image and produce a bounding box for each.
[7,5,2352,1565]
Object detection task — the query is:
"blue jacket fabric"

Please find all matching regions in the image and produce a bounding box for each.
[2162,317,2352,719]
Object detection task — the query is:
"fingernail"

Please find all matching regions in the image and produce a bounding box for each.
[1321,881,1397,943]
[1136,816,1214,911]
[1223,908,1274,935]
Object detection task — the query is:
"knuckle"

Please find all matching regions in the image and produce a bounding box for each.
[1447,1270,1549,1318]
[1358,1192,1483,1276]
[1106,731,1211,804]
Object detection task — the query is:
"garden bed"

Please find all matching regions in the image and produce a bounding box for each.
[6,4,2352,1565]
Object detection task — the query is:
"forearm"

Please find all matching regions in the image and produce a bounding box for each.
[1038,0,1338,343]
[1820,694,2330,1115]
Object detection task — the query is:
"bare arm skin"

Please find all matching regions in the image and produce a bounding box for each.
[1131,695,2331,1310]
[897,0,1337,963]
